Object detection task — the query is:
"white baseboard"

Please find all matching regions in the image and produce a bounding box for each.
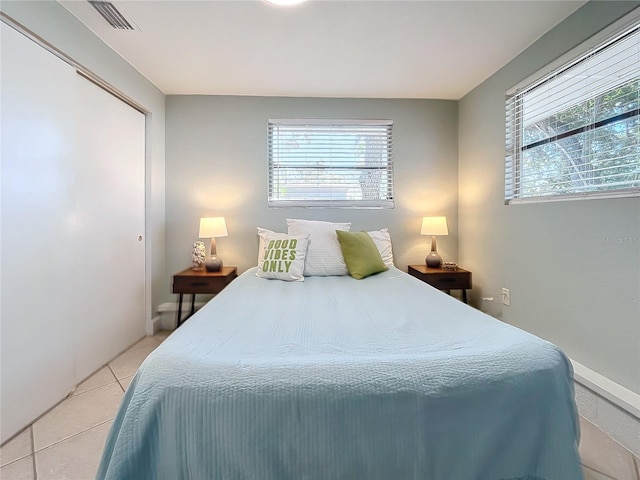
[150,315,163,334]
[571,358,640,457]
[157,301,207,330]
[571,359,640,419]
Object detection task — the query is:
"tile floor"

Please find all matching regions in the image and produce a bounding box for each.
[1,330,639,480]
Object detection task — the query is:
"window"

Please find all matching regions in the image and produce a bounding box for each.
[505,18,640,204]
[268,119,393,208]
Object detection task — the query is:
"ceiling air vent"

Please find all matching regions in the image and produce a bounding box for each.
[89,1,137,30]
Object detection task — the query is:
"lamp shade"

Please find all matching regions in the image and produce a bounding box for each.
[199,217,228,238]
[421,216,448,236]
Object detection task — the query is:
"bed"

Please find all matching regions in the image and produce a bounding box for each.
[97,222,583,480]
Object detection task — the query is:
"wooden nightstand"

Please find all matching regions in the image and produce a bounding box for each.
[172,266,237,327]
[408,265,472,303]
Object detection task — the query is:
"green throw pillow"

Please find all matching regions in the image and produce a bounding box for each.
[336,230,389,280]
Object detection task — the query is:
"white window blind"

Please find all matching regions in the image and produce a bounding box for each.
[505,20,640,204]
[268,119,394,208]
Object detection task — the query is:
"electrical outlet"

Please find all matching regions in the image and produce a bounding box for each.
[501,288,511,306]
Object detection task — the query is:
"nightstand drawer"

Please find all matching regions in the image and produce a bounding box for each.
[172,267,237,294]
[173,276,224,293]
[420,272,471,290]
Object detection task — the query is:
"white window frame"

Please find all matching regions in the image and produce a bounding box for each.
[505,10,640,204]
[268,119,394,208]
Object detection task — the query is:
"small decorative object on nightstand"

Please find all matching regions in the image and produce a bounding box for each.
[191,241,206,270]
[408,264,472,304]
[172,266,237,327]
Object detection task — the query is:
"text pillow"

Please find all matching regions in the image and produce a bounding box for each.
[257,227,279,265]
[336,230,388,280]
[286,219,351,276]
[256,231,310,282]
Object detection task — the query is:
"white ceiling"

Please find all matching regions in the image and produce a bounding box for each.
[59,0,587,100]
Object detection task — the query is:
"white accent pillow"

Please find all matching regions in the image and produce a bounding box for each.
[286,219,351,276]
[256,230,310,282]
[367,228,395,267]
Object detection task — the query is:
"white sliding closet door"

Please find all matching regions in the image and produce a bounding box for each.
[1,21,78,443]
[0,22,146,443]
[73,75,145,382]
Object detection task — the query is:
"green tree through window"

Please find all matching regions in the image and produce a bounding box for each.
[506,22,639,203]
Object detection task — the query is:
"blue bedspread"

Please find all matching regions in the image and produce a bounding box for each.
[97,268,583,480]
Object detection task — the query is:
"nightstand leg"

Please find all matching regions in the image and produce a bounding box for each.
[176,293,184,328]
[462,290,468,304]
[190,294,196,315]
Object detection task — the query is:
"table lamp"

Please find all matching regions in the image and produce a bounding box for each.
[199,217,228,272]
[421,216,448,268]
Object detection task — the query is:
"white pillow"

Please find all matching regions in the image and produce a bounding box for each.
[367,228,394,267]
[256,231,310,282]
[286,219,351,276]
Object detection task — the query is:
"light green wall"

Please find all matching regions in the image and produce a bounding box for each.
[1,0,167,316]
[165,96,458,286]
[458,1,640,394]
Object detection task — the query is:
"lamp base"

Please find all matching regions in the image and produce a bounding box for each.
[204,255,223,272]
[425,252,442,268]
